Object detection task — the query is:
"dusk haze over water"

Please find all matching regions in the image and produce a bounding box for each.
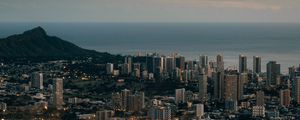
[0,22,299,72]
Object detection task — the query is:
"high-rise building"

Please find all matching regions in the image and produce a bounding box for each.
[216,54,224,72]
[111,92,122,110]
[175,68,182,80]
[146,56,154,73]
[252,106,265,118]
[294,77,300,104]
[267,61,281,87]
[213,72,224,101]
[209,61,217,69]
[175,56,185,70]
[153,56,164,79]
[165,56,175,74]
[194,104,204,118]
[128,92,145,112]
[112,90,143,112]
[280,89,291,107]
[256,90,265,106]
[133,63,141,72]
[148,106,171,120]
[289,66,297,80]
[95,110,114,120]
[133,63,141,78]
[32,72,43,89]
[215,54,226,101]
[239,55,247,73]
[224,74,238,102]
[121,89,131,111]
[238,73,248,101]
[121,63,130,75]
[183,70,192,82]
[291,72,300,98]
[53,78,63,110]
[198,74,208,101]
[253,56,261,74]
[125,56,132,73]
[186,61,194,70]
[106,63,114,75]
[134,69,141,78]
[199,55,208,69]
[206,62,213,77]
[175,88,185,104]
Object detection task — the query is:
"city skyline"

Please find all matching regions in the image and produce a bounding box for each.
[0,25,299,120]
[0,1,299,119]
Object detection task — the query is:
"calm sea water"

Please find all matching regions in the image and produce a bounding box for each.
[0,22,299,72]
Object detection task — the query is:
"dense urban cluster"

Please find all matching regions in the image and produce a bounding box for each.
[0,53,300,120]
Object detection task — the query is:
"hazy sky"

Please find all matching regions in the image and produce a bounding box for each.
[1,0,300,23]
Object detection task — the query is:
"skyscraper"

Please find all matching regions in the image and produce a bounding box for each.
[106,63,114,75]
[125,56,132,73]
[267,61,281,87]
[121,63,130,75]
[128,92,145,112]
[32,72,43,89]
[239,55,247,73]
[224,74,238,102]
[199,55,208,69]
[112,92,122,110]
[165,56,175,74]
[153,56,164,79]
[53,78,63,110]
[146,56,154,73]
[121,89,131,111]
[280,89,291,107]
[133,63,141,78]
[175,88,185,104]
[253,56,261,74]
[238,73,248,101]
[133,63,141,71]
[198,74,208,101]
[216,54,224,72]
[186,61,194,70]
[294,77,300,104]
[183,70,192,82]
[213,54,225,102]
[175,56,185,70]
[213,72,224,101]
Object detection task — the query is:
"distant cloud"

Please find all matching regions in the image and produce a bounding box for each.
[163,0,282,11]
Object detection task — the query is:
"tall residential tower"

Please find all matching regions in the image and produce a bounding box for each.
[239,55,247,73]
[253,56,261,74]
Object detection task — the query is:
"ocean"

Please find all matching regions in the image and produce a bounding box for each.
[0,22,299,73]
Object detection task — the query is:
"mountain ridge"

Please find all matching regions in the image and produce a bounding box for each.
[0,26,122,63]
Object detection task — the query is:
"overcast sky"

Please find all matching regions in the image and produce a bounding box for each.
[1,0,300,23]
